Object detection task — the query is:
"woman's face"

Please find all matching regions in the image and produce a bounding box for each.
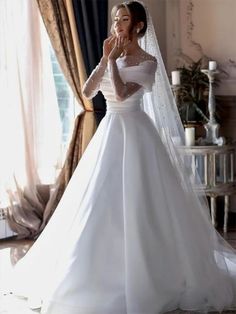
[113,7,132,38]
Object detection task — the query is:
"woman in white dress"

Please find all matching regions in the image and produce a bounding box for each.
[4,1,236,313]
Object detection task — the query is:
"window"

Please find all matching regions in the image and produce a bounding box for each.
[49,46,83,166]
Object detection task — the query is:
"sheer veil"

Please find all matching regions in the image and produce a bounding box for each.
[137,0,236,279]
[138,1,211,214]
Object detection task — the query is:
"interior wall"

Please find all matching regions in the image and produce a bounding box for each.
[166,0,236,96]
[165,0,236,158]
[166,0,236,213]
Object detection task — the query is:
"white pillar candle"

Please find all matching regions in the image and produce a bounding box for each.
[185,127,195,146]
[171,70,181,85]
[209,61,217,71]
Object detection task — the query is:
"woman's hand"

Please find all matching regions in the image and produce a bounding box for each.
[103,36,116,59]
[108,36,130,61]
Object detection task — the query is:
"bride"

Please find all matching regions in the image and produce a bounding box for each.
[3,1,236,313]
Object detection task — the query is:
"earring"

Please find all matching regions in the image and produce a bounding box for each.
[136,28,140,34]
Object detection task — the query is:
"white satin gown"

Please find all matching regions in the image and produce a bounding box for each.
[5,59,236,314]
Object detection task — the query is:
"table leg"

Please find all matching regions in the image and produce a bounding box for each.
[210,197,217,227]
[224,195,229,234]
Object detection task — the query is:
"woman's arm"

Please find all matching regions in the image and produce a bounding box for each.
[82,56,107,99]
[108,36,142,101]
[82,36,116,99]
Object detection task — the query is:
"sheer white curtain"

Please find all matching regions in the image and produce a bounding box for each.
[0,0,62,237]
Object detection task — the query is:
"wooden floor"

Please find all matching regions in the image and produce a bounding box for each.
[0,228,236,314]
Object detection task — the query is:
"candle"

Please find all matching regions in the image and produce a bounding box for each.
[171,70,181,85]
[209,61,217,71]
[185,127,195,146]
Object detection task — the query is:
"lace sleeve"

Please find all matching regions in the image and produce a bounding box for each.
[82,57,107,99]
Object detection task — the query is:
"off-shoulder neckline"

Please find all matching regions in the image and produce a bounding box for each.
[116,59,157,70]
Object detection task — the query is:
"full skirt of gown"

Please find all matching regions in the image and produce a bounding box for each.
[3,65,236,314]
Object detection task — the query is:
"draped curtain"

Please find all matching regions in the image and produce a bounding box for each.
[3,0,108,236]
[72,0,108,124]
[0,0,62,238]
[37,0,98,228]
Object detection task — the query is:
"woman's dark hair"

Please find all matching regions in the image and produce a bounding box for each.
[111,1,147,38]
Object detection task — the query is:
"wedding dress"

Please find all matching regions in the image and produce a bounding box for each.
[2,56,236,314]
[2,1,236,312]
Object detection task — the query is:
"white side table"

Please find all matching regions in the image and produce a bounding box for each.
[179,144,236,233]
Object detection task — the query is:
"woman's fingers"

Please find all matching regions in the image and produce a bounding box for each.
[117,36,121,48]
[108,36,116,44]
[109,35,130,59]
[116,36,130,49]
[103,36,117,58]
[104,36,115,47]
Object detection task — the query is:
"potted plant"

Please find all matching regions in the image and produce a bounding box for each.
[176,58,209,126]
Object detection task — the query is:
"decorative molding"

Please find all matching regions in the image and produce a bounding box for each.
[166,0,236,95]
[183,0,236,85]
[220,59,236,80]
[185,0,204,56]
[166,0,204,69]
[166,0,194,70]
